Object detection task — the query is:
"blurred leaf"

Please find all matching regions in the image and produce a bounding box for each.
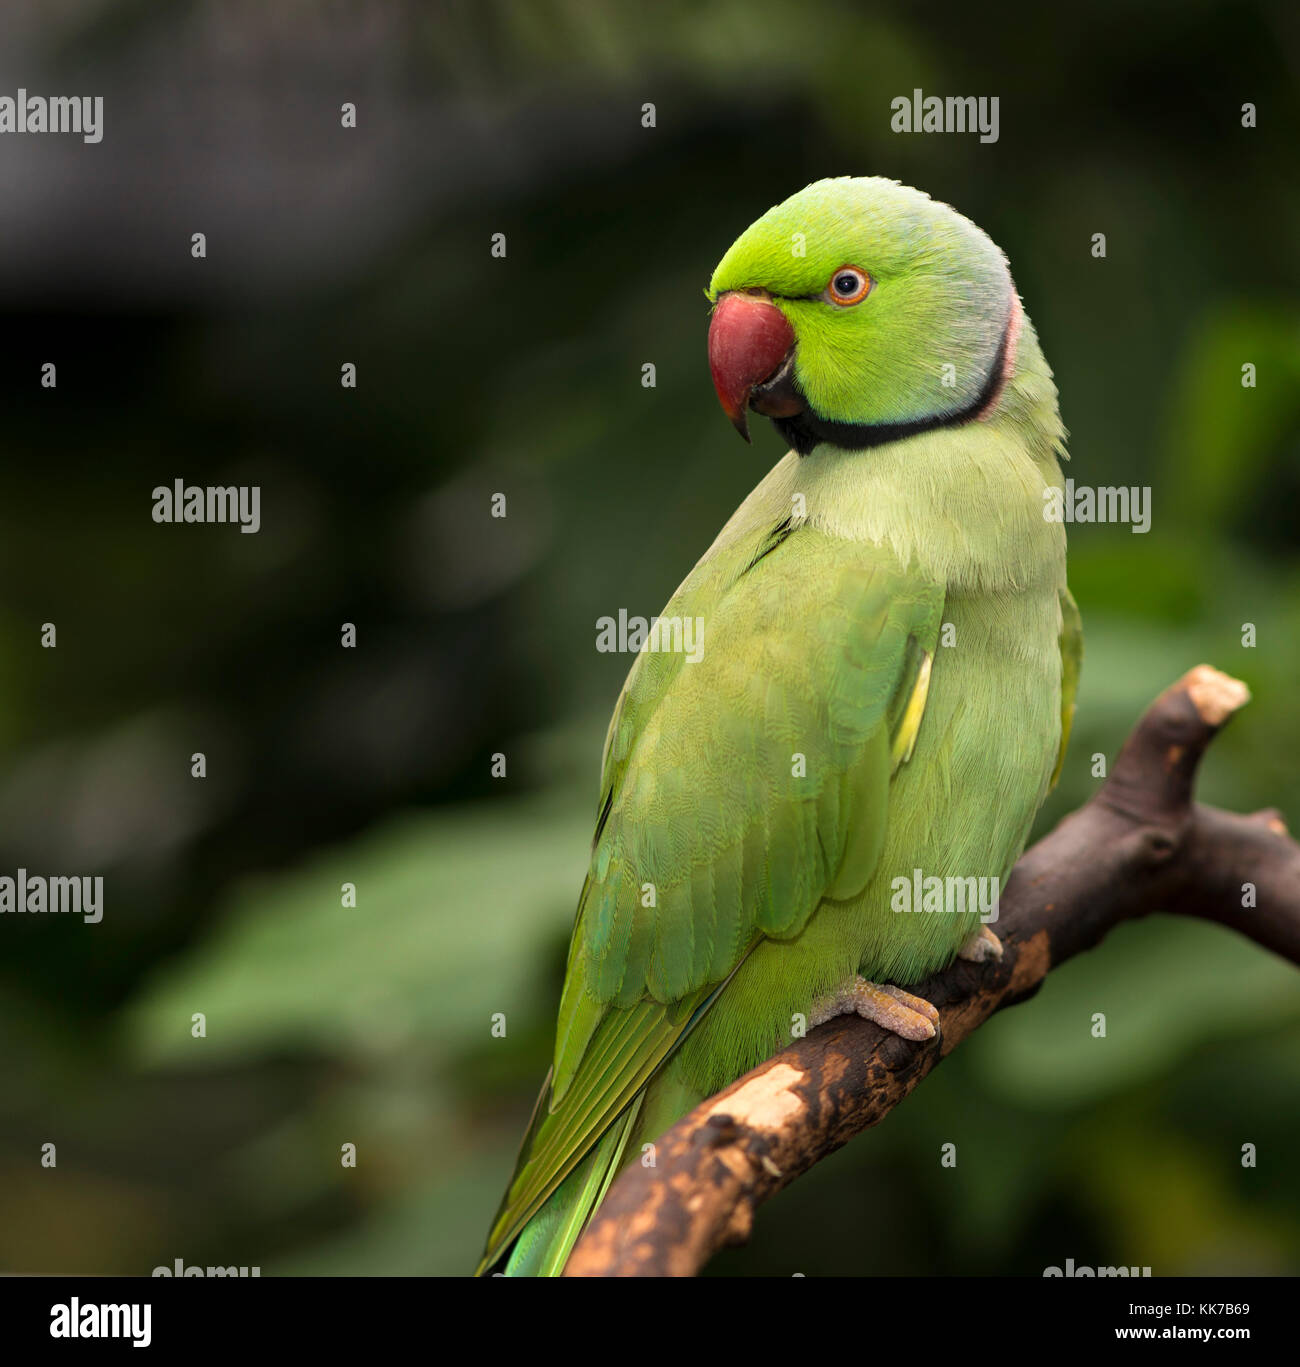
[974,916,1300,1107]
[122,790,591,1066]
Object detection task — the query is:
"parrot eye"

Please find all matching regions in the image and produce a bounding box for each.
[825,266,872,305]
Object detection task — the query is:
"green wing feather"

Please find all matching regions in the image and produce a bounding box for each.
[477,517,944,1273]
[1051,585,1083,789]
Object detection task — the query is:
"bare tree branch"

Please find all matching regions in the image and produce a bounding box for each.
[565,665,1300,1277]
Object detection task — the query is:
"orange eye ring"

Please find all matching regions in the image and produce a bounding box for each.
[824,265,872,306]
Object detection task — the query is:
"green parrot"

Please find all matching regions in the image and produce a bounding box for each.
[477,176,1080,1276]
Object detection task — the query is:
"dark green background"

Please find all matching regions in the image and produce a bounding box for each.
[0,0,1296,1275]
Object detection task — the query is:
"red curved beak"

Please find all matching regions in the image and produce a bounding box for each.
[707,292,797,442]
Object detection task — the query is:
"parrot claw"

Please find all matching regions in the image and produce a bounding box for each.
[957,926,1004,963]
[808,977,939,1042]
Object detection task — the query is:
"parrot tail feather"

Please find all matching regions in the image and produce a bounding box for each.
[499,1095,643,1277]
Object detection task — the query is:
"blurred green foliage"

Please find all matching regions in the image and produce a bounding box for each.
[0,0,1297,1276]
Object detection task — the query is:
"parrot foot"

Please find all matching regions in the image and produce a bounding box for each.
[957,926,1003,963]
[808,977,939,1041]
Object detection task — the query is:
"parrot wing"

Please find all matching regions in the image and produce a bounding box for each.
[478,516,944,1272]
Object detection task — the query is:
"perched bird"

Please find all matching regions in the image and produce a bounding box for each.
[478,177,1080,1276]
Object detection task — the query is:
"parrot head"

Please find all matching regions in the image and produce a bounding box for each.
[706,177,1019,455]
